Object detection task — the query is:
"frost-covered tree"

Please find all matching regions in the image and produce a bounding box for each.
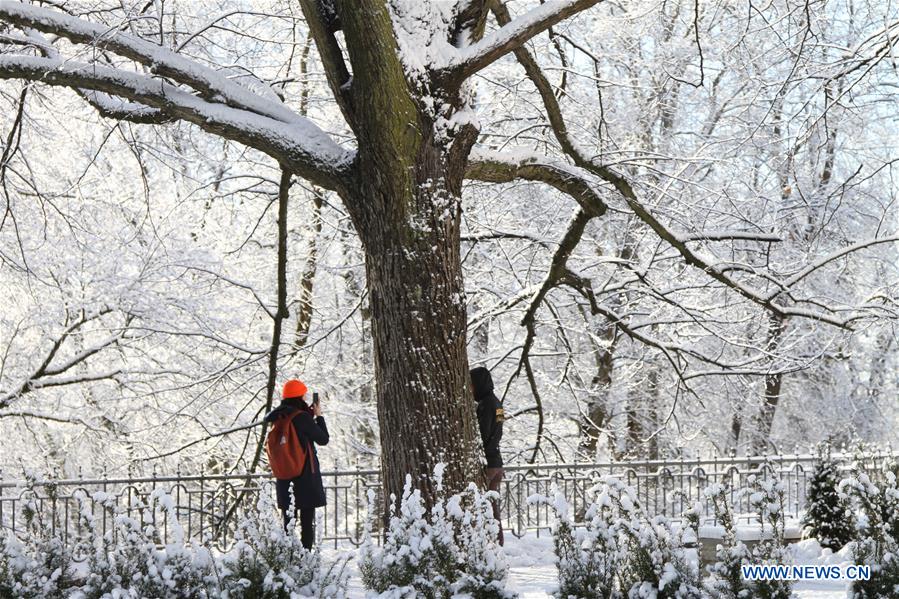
[0,0,614,504]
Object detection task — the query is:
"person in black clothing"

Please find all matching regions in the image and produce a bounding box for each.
[265,379,329,550]
[471,366,505,545]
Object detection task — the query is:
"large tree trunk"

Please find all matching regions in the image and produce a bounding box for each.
[321,0,486,507]
[345,164,483,503]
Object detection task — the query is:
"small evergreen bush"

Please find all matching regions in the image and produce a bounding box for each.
[219,494,349,599]
[703,475,792,599]
[801,445,853,550]
[359,465,512,599]
[602,478,703,599]
[77,489,215,599]
[0,482,348,598]
[534,477,701,599]
[0,479,76,598]
[840,460,899,598]
[531,487,621,599]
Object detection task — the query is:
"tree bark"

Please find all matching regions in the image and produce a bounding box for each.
[344,155,483,503]
[751,313,787,454]
[322,0,487,508]
[578,319,615,460]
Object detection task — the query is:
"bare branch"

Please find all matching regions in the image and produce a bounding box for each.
[776,236,899,296]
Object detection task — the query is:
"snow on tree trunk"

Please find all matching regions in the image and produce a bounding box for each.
[345,139,484,506]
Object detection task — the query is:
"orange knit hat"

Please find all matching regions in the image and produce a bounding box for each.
[282,379,308,399]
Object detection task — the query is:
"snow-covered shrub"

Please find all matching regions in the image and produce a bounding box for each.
[601,479,703,599]
[801,445,853,550]
[702,484,746,599]
[359,466,511,598]
[0,528,75,599]
[839,461,899,598]
[219,494,349,599]
[448,485,512,597]
[530,487,621,599]
[0,480,76,598]
[76,489,215,599]
[703,476,792,599]
[1,482,347,598]
[534,478,701,599]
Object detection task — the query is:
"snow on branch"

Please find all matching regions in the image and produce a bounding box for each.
[0,55,351,189]
[0,1,300,125]
[10,26,171,124]
[681,231,783,243]
[468,145,872,329]
[444,0,602,81]
[77,91,172,124]
[467,148,607,217]
[774,235,899,298]
[0,408,101,429]
[474,19,880,330]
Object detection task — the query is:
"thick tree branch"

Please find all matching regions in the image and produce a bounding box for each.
[450,0,490,47]
[445,0,602,82]
[297,0,355,126]
[0,1,301,124]
[76,91,172,124]
[13,26,171,124]
[467,149,607,217]
[0,55,351,190]
[333,0,419,172]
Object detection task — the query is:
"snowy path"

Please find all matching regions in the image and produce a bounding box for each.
[327,534,851,598]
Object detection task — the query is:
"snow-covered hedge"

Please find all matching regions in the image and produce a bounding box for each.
[533,473,803,599]
[359,465,512,598]
[0,482,348,598]
[531,476,703,599]
[0,482,77,598]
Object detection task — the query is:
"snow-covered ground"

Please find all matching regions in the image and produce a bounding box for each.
[326,533,853,598]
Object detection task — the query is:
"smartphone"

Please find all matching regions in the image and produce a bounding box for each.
[312,392,320,405]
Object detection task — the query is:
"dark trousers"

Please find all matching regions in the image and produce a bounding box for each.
[282,506,316,549]
[486,467,505,546]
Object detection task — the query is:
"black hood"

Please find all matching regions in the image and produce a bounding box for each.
[264,397,309,422]
[470,366,495,401]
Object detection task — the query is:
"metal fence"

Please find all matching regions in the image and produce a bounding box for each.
[2,450,894,551]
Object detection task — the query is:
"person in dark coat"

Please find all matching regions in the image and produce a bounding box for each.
[471,366,505,545]
[265,378,329,549]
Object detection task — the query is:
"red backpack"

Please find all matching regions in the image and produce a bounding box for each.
[266,409,313,480]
